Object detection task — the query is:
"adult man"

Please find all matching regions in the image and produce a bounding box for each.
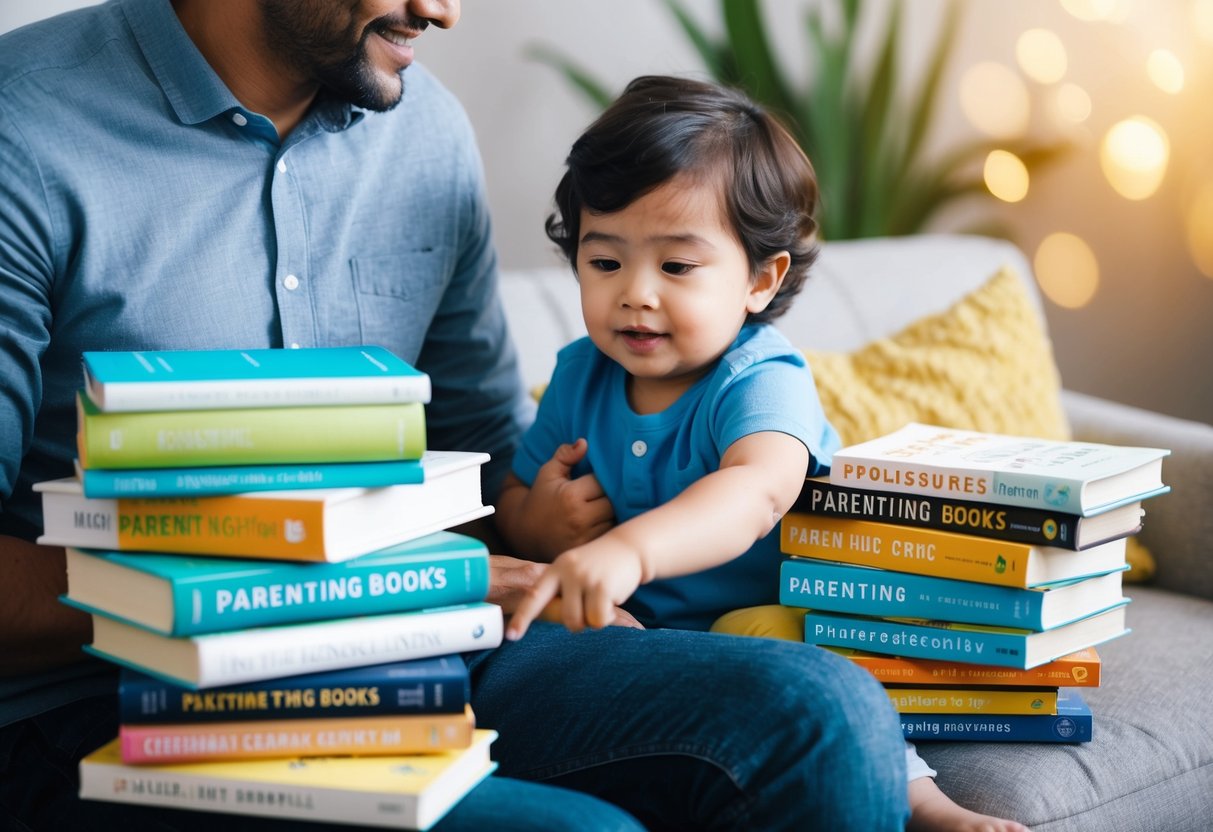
[0,1,909,829]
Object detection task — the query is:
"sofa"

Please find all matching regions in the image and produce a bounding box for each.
[497,234,1213,831]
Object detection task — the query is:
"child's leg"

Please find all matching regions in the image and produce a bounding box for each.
[711,606,1031,832]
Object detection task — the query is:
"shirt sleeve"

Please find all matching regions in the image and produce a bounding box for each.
[0,99,55,528]
[412,115,534,504]
[711,354,841,476]
[509,347,580,488]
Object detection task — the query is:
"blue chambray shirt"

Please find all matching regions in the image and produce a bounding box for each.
[0,0,532,723]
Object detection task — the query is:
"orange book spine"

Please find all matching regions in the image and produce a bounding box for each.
[114,496,327,559]
[831,647,1102,687]
[781,513,1034,587]
[119,707,474,764]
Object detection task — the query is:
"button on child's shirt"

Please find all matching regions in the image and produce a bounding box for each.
[623,436,655,507]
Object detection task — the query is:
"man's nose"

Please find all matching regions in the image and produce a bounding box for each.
[407,0,460,29]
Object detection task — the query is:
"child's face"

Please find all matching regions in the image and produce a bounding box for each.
[576,175,781,412]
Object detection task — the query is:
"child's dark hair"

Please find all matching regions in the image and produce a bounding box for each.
[545,75,819,323]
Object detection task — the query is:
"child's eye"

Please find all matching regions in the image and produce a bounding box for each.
[662,262,694,276]
[588,258,621,273]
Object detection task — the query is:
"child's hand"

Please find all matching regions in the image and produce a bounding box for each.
[526,439,615,557]
[505,537,646,640]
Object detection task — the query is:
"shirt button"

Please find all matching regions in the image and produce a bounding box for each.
[231,112,248,127]
[631,440,648,457]
[283,274,300,291]
[277,159,287,173]
[290,342,301,349]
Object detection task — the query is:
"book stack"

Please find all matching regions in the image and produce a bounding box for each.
[35,346,503,830]
[778,422,1171,743]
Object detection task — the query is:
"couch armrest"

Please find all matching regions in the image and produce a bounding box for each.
[1062,389,1213,601]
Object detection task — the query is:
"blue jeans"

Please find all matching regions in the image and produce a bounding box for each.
[466,623,909,830]
[2,625,908,831]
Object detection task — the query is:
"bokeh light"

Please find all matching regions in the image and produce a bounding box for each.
[1016,29,1068,83]
[1185,181,1213,279]
[1146,49,1185,93]
[959,63,1031,138]
[1054,83,1093,123]
[984,150,1030,202]
[1035,233,1100,309]
[1099,116,1170,200]
[1194,0,1213,42]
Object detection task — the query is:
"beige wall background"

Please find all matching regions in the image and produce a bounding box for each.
[5,1,1211,425]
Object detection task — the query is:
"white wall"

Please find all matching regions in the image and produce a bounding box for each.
[4,1,1211,425]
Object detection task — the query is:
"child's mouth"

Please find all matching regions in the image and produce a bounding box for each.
[620,329,665,352]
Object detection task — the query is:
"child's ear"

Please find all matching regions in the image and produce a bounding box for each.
[746,251,791,314]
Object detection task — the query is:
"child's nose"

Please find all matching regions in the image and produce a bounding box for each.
[619,271,659,310]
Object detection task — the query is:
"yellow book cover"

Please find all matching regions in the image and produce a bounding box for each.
[120,706,475,764]
[885,685,1059,715]
[829,646,1102,687]
[781,513,1127,588]
[80,729,497,831]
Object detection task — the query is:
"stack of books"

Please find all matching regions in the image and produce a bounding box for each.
[35,346,503,830]
[778,422,1171,743]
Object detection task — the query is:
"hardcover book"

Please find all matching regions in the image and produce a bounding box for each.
[77,458,424,499]
[62,530,490,636]
[901,688,1092,743]
[827,646,1102,687]
[885,685,1059,715]
[37,450,491,562]
[76,392,426,469]
[83,346,431,412]
[120,657,470,724]
[803,606,1129,669]
[794,476,1144,551]
[830,422,1169,515]
[119,706,476,764]
[85,602,504,689]
[79,729,498,830]
[780,514,1128,588]
[780,558,1127,630]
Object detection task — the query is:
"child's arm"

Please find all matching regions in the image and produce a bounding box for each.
[505,429,810,639]
[495,438,616,561]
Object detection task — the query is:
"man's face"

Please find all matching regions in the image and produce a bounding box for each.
[258,0,460,111]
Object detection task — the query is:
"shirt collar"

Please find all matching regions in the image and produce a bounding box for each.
[120,0,362,133]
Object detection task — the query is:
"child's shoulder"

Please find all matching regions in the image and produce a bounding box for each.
[723,324,806,372]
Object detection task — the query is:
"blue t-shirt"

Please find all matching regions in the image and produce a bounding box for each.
[512,324,841,631]
[0,0,532,726]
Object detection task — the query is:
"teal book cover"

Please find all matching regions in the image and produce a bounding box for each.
[83,345,430,411]
[62,531,489,636]
[78,458,424,498]
[780,559,1128,631]
[802,606,1129,669]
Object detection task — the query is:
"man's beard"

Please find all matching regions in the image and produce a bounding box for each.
[258,1,426,112]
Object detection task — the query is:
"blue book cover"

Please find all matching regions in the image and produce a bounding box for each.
[78,458,424,498]
[119,656,470,724]
[802,606,1129,669]
[901,688,1092,742]
[62,530,489,636]
[780,559,1128,631]
[83,345,430,411]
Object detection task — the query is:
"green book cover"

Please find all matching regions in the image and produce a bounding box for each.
[77,391,425,468]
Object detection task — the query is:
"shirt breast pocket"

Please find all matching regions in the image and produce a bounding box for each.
[350,249,453,362]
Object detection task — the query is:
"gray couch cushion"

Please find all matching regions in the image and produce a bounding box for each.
[918,586,1213,830]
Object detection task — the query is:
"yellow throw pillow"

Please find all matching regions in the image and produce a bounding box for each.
[803,266,1070,446]
[802,265,1155,582]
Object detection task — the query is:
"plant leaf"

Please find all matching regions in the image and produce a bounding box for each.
[662,0,731,82]
[721,0,796,118]
[524,44,615,110]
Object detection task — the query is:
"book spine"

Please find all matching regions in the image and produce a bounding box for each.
[80,459,424,498]
[900,711,1091,742]
[79,400,426,469]
[835,650,1102,687]
[803,612,1029,668]
[794,479,1085,549]
[94,376,431,413]
[171,551,490,635]
[989,471,1084,514]
[885,687,1058,715]
[41,491,334,559]
[779,559,1045,628]
[120,663,469,724]
[780,513,1035,588]
[194,603,502,688]
[118,711,474,764]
